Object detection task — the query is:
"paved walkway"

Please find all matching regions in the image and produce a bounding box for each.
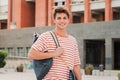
[0,70,36,80]
[0,69,119,80]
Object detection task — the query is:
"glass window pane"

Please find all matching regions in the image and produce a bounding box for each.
[58,1,62,6]
[17,47,23,56]
[8,47,14,56]
[0,48,5,50]
[26,47,30,57]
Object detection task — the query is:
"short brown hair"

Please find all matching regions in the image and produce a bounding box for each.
[53,7,70,19]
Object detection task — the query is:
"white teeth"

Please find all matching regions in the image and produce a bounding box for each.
[60,24,65,26]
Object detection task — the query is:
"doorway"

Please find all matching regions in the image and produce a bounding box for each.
[85,40,105,69]
[113,39,120,70]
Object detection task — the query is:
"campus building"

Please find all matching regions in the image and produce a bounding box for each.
[0,0,120,29]
[0,0,8,29]
[0,0,120,70]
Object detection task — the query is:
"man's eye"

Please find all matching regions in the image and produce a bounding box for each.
[64,16,68,19]
[63,17,67,19]
[57,17,61,20]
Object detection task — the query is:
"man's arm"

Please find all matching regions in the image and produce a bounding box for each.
[73,64,82,80]
[28,47,63,60]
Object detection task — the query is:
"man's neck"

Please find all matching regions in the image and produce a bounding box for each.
[53,28,68,37]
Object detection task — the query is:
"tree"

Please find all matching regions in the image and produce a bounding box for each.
[0,50,8,68]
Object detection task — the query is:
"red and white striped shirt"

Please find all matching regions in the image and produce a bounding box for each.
[32,31,80,80]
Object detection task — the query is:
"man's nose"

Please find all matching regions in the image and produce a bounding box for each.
[60,18,65,22]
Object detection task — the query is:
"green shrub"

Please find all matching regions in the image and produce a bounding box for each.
[118,73,120,80]
[0,50,8,68]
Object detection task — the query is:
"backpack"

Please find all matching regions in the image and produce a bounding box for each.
[32,32,53,80]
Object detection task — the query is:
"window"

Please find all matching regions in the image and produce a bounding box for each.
[1,20,7,29]
[91,0,100,1]
[55,2,58,6]
[8,47,14,56]
[17,47,24,57]
[26,47,30,57]
[54,1,65,6]
[85,40,105,68]
[73,15,81,23]
[0,48,5,50]
[72,0,84,4]
[58,1,62,6]
[62,1,65,5]
[113,12,120,20]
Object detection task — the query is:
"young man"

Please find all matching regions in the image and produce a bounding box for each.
[28,7,82,80]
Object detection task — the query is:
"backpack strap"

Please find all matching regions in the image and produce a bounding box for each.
[49,31,60,48]
[49,31,70,69]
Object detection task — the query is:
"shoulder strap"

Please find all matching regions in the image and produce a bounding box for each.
[50,31,70,69]
[49,31,60,48]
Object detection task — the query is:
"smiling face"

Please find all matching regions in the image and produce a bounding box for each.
[53,7,70,30]
[53,13,69,30]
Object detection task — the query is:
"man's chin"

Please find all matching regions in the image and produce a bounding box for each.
[59,26,66,29]
[56,25,67,30]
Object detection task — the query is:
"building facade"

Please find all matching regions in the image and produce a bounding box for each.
[0,20,120,70]
[0,0,120,29]
[0,0,8,29]
[0,0,120,70]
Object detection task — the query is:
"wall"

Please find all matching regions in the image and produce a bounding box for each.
[0,20,120,69]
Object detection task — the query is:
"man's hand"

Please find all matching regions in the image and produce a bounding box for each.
[54,47,64,57]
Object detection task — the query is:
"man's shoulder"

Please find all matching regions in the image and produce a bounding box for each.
[37,31,51,40]
[68,35,78,45]
[69,35,76,40]
[40,31,51,36]
[68,35,77,42]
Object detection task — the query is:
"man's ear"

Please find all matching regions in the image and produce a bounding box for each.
[52,15,55,24]
[52,19,56,25]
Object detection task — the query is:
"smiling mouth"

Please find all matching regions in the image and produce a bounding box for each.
[59,23,66,26]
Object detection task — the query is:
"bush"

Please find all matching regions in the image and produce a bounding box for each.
[118,73,120,80]
[0,50,8,68]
